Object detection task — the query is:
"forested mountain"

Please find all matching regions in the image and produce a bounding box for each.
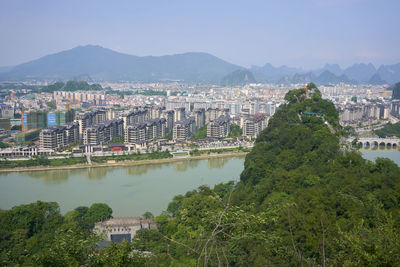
[1,84,400,266]
[0,45,242,83]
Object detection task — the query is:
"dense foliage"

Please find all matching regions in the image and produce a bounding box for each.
[228,123,242,137]
[374,121,400,138]
[40,81,103,93]
[190,125,207,140]
[0,202,118,266]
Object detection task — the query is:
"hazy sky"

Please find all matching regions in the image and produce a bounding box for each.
[0,0,399,69]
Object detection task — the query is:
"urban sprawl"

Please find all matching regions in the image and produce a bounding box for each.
[0,82,399,159]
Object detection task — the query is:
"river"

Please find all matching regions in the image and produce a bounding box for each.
[1,151,399,217]
[0,157,245,217]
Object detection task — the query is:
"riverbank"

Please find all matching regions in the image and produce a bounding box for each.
[0,152,248,173]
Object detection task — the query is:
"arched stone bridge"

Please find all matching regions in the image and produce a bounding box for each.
[349,137,400,149]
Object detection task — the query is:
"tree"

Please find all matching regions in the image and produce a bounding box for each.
[228,123,242,137]
[142,211,154,219]
[84,203,112,228]
[191,125,207,140]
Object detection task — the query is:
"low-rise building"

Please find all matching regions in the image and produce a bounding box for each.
[0,146,54,157]
[94,217,156,243]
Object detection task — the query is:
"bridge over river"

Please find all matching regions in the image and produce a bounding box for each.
[349,137,400,149]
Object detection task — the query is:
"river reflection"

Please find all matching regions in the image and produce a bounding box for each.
[207,157,230,169]
[26,169,71,184]
[85,167,109,180]
[0,157,245,216]
[12,157,231,185]
[125,163,165,176]
[172,160,197,172]
[24,167,111,184]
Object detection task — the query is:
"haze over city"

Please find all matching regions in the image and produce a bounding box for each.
[1,0,400,68]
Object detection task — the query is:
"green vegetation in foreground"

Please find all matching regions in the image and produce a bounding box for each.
[374,121,400,138]
[0,201,152,266]
[0,151,172,169]
[2,84,400,266]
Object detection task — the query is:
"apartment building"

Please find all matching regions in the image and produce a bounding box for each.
[124,118,166,145]
[39,126,67,150]
[207,115,230,138]
[194,108,206,130]
[205,108,229,124]
[173,118,195,140]
[174,107,186,123]
[83,119,124,146]
[243,114,269,138]
[125,123,146,145]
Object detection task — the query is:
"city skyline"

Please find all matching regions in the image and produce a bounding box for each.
[0,0,399,69]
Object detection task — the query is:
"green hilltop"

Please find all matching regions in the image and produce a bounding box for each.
[39,80,103,93]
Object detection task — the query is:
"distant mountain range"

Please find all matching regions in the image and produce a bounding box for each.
[0,45,399,85]
[250,62,400,85]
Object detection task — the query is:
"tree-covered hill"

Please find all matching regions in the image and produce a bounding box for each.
[39,80,103,93]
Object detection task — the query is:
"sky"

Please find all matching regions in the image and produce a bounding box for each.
[0,0,399,69]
